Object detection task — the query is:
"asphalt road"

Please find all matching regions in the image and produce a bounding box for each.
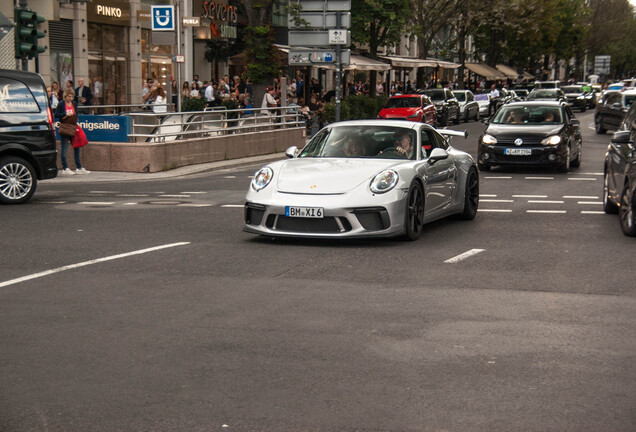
[1,111,634,432]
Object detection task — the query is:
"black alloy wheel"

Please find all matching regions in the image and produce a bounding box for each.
[404,181,425,241]
[558,145,571,173]
[460,167,479,220]
[619,186,636,236]
[0,157,37,205]
[603,171,619,214]
[571,142,582,167]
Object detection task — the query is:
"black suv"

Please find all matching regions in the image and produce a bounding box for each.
[0,69,57,204]
[421,88,460,126]
[603,102,636,236]
[595,89,636,134]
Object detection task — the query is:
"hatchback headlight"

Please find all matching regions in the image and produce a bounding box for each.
[251,167,273,191]
[482,134,497,144]
[370,170,399,194]
[541,135,562,146]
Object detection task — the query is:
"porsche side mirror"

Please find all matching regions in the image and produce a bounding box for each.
[285,146,299,158]
[427,148,449,164]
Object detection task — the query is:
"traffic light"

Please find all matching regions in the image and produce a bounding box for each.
[14,8,46,59]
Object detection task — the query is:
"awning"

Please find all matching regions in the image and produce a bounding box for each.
[465,63,507,80]
[379,56,459,69]
[523,71,535,80]
[496,64,521,79]
[316,55,391,71]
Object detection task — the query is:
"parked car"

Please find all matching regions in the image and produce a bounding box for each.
[595,89,636,134]
[514,89,529,100]
[525,88,567,103]
[0,69,58,204]
[452,89,480,122]
[474,92,490,117]
[561,85,588,112]
[421,88,460,126]
[477,101,582,172]
[603,121,636,236]
[244,120,478,240]
[377,94,437,125]
[494,87,521,111]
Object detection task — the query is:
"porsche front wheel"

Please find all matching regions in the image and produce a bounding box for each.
[404,181,424,241]
[460,167,479,220]
[619,186,636,236]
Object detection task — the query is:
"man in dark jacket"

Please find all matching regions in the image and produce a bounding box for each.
[75,78,93,107]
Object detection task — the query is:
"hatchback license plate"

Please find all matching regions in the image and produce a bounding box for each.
[285,206,324,218]
[504,148,532,156]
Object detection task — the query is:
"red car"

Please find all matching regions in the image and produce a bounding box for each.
[377,94,437,125]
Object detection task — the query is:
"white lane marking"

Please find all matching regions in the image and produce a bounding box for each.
[181,191,208,194]
[123,202,138,206]
[77,201,115,205]
[581,211,605,214]
[568,178,597,181]
[564,195,599,199]
[221,204,244,208]
[222,176,237,179]
[89,191,117,194]
[41,201,66,204]
[513,195,548,198]
[159,194,191,198]
[480,199,514,203]
[525,176,554,180]
[581,172,603,176]
[527,210,567,214]
[484,176,512,179]
[178,204,213,207]
[479,194,497,197]
[477,209,512,213]
[0,242,191,289]
[528,200,564,204]
[445,249,485,264]
[577,201,603,205]
[117,194,149,197]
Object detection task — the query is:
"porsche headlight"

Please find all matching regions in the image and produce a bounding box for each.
[370,170,399,194]
[482,134,497,145]
[251,167,273,191]
[541,135,562,146]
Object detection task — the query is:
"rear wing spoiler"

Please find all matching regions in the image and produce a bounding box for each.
[438,129,468,139]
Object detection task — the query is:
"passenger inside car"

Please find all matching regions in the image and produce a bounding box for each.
[506,109,524,124]
[543,110,560,123]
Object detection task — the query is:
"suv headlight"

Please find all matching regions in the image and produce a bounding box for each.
[370,170,399,194]
[482,134,497,144]
[251,167,273,191]
[541,135,561,146]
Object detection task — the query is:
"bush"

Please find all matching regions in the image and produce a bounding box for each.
[321,94,388,123]
[181,97,207,112]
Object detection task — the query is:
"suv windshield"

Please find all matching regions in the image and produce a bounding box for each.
[300,126,417,160]
[424,90,445,101]
[384,97,421,109]
[493,105,563,125]
[527,90,558,100]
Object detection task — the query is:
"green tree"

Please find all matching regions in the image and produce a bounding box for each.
[351,0,411,97]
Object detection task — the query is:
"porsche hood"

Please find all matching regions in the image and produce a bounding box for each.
[274,158,404,194]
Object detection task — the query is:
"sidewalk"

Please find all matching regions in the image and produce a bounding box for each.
[47,152,287,184]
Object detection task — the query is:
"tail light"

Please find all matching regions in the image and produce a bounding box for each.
[47,107,54,129]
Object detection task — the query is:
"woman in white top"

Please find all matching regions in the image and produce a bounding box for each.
[190,82,200,98]
[152,86,168,113]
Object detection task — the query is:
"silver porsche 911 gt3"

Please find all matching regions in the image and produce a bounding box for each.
[244,120,479,240]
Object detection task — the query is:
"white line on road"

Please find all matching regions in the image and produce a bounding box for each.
[181,191,208,194]
[512,195,548,198]
[479,194,498,197]
[480,199,514,203]
[159,194,191,198]
[564,195,599,199]
[77,201,115,205]
[117,194,149,197]
[178,204,213,207]
[528,200,564,204]
[484,176,512,179]
[89,191,117,194]
[525,176,554,180]
[580,172,603,176]
[477,209,512,212]
[0,242,191,289]
[123,202,138,206]
[41,201,66,204]
[577,201,603,205]
[221,204,245,208]
[581,211,605,214]
[445,249,485,264]
[568,178,597,181]
[527,210,567,214]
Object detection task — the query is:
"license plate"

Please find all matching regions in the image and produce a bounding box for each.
[504,148,532,156]
[285,206,324,218]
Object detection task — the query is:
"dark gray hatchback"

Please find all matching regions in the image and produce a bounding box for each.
[0,69,57,204]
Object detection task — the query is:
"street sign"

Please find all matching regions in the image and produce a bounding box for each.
[293,0,351,11]
[151,5,175,31]
[288,30,350,47]
[175,55,185,63]
[289,50,350,65]
[182,17,200,26]
[594,55,611,75]
[288,12,350,29]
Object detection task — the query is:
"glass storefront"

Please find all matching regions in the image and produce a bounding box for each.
[140,29,174,89]
[88,23,129,107]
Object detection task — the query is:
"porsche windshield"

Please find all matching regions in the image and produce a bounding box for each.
[384,97,421,108]
[299,126,417,160]
[492,106,563,125]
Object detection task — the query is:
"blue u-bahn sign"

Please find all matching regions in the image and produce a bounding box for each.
[151,5,175,31]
